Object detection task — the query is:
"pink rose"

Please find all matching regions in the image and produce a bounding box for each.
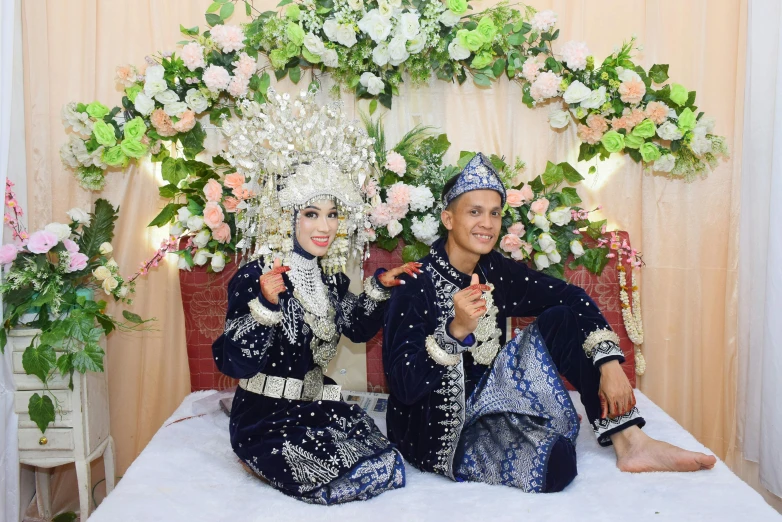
[619,79,646,105]
[506,189,524,208]
[508,222,525,236]
[27,231,59,254]
[369,203,393,227]
[227,75,250,98]
[181,42,206,71]
[67,252,89,273]
[530,198,550,215]
[212,222,231,243]
[210,24,245,53]
[0,244,18,264]
[223,173,245,190]
[519,184,534,203]
[521,56,543,82]
[233,52,257,79]
[203,201,225,230]
[530,71,561,102]
[203,178,223,202]
[173,110,196,133]
[223,196,240,213]
[202,64,231,93]
[63,238,79,254]
[645,101,669,125]
[385,152,407,176]
[500,234,522,253]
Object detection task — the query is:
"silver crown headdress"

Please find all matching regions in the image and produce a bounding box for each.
[221,87,376,274]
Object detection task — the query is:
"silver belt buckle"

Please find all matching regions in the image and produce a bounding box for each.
[283,378,303,400]
[321,384,342,401]
[264,375,285,398]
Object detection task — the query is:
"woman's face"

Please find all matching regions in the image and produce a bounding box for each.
[296,199,339,257]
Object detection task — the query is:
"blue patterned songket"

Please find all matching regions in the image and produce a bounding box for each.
[443,152,507,206]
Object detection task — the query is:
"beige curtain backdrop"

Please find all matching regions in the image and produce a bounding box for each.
[20,0,758,511]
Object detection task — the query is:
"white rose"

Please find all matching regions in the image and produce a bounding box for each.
[187,215,205,231]
[690,131,713,156]
[616,66,642,83]
[439,9,461,27]
[372,42,390,66]
[570,240,585,258]
[193,229,211,248]
[303,33,326,56]
[448,40,470,61]
[321,49,339,67]
[534,252,550,270]
[548,206,572,226]
[169,221,185,236]
[532,213,550,232]
[144,79,167,97]
[360,72,385,95]
[145,65,165,82]
[193,249,211,266]
[155,90,180,105]
[547,250,561,264]
[387,219,403,238]
[164,101,188,117]
[102,276,119,294]
[378,0,393,17]
[538,233,557,254]
[348,0,363,10]
[134,92,155,116]
[548,108,571,129]
[92,266,111,281]
[654,154,676,173]
[407,34,426,54]
[657,121,683,141]
[696,116,715,134]
[335,23,358,47]
[177,207,192,222]
[396,12,421,40]
[563,80,592,105]
[211,252,226,272]
[580,85,607,110]
[118,286,129,298]
[106,257,119,269]
[185,88,209,114]
[66,207,90,224]
[388,0,401,7]
[45,222,71,241]
[358,10,393,43]
[99,242,113,255]
[322,18,339,41]
[388,36,410,66]
[177,254,192,271]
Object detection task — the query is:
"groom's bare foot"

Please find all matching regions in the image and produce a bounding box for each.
[611,426,717,472]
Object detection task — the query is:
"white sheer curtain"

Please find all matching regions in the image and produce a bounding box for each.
[736,0,782,502]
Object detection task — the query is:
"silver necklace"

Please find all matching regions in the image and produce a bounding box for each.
[287,252,330,318]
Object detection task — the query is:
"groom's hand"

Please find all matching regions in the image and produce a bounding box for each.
[598,360,636,419]
[448,274,491,341]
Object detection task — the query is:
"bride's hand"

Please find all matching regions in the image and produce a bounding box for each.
[259,258,290,305]
[377,262,423,288]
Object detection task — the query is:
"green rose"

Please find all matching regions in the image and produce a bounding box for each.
[677,108,696,132]
[447,0,468,15]
[286,21,305,46]
[457,29,484,53]
[125,84,142,103]
[640,142,662,163]
[302,47,321,63]
[86,101,110,120]
[632,119,657,139]
[123,117,147,140]
[601,131,625,153]
[285,4,300,21]
[471,52,493,70]
[669,83,688,106]
[120,138,148,158]
[92,120,117,147]
[102,145,128,167]
[269,49,289,70]
[624,134,645,149]
[284,42,301,59]
[476,16,497,43]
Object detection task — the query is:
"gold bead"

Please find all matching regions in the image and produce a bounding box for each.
[38,436,48,446]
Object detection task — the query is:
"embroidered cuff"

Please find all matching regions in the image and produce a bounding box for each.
[248,297,283,326]
[425,335,461,366]
[583,328,621,363]
[592,407,646,446]
[363,275,391,302]
[433,318,474,355]
[592,340,625,366]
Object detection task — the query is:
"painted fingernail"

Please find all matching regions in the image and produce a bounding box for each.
[400,280,405,285]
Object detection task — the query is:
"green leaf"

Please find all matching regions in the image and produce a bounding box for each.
[95,313,115,335]
[73,344,105,374]
[151,147,170,163]
[180,24,199,36]
[648,64,669,84]
[289,66,302,84]
[542,263,566,281]
[77,199,119,258]
[206,2,221,13]
[179,122,207,160]
[278,0,293,5]
[542,161,564,186]
[559,187,582,206]
[122,310,144,324]
[585,219,607,240]
[375,236,399,252]
[28,393,55,434]
[369,99,378,116]
[472,73,491,87]
[158,184,179,199]
[544,57,562,74]
[245,1,252,15]
[457,151,476,170]
[52,511,78,522]
[23,344,56,383]
[0,329,6,354]
[529,175,545,193]
[507,32,526,46]
[220,2,234,18]
[559,162,584,183]
[148,203,183,227]
[588,166,597,174]
[491,58,506,78]
[56,352,74,377]
[571,247,609,275]
[205,13,223,26]
[161,157,189,186]
[402,242,430,263]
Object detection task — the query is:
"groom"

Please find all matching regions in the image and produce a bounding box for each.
[382,153,716,492]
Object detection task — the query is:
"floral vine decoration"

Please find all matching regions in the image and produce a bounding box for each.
[0,189,152,434]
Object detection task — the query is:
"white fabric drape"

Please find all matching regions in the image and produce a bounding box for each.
[737,0,782,500]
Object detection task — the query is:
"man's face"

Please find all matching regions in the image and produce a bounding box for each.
[441,189,503,256]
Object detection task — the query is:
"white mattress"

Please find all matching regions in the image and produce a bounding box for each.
[89,391,781,522]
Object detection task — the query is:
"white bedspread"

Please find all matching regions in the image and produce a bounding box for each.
[89,391,781,522]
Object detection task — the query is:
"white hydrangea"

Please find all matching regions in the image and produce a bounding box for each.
[448,40,470,61]
[654,154,676,172]
[657,121,683,141]
[409,185,435,212]
[185,88,209,114]
[61,103,93,135]
[411,214,440,245]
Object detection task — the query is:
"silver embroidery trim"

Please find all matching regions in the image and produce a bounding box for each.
[239,372,342,401]
[426,335,461,366]
[363,276,391,302]
[582,327,620,358]
[248,297,283,326]
[592,340,624,364]
[592,406,643,444]
[434,321,469,355]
